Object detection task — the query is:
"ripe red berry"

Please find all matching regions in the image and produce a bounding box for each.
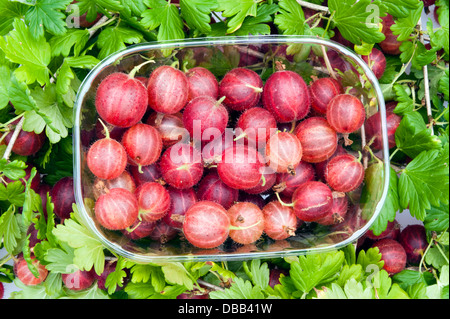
[186,66,219,101]
[163,186,197,229]
[326,94,366,134]
[228,202,265,245]
[372,239,407,275]
[135,182,171,222]
[362,48,387,80]
[130,163,162,186]
[315,194,348,226]
[121,123,162,169]
[235,107,277,146]
[265,131,303,174]
[294,117,338,163]
[146,112,187,147]
[50,177,76,220]
[274,161,316,197]
[147,65,189,114]
[314,144,347,181]
[14,255,48,286]
[4,123,46,156]
[94,188,139,230]
[62,269,95,291]
[217,144,265,190]
[262,70,311,123]
[95,72,147,127]
[219,68,263,111]
[159,143,204,189]
[197,172,239,209]
[366,219,401,241]
[324,154,365,193]
[183,201,230,249]
[398,225,429,265]
[123,220,156,240]
[182,96,229,143]
[87,123,128,180]
[291,181,333,222]
[309,77,343,114]
[365,109,402,150]
[149,220,179,244]
[379,14,402,56]
[262,201,297,240]
[245,167,277,195]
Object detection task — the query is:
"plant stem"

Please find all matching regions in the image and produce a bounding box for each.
[417,18,434,135]
[296,0,330,13]
[197,279,224,291]
[88,15,115,38]
[321,45,337,80]
[0,113,24,129]
[2,116,25,161]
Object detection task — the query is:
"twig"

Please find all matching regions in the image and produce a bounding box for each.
[321,45,337,80]
[197,279,225,291]
[234,45,266,60]
[296,0,330,13]
[2,116,25,161]
[88,15,114,39]
[417,18,434,135]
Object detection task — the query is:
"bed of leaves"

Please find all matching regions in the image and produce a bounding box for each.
[0,0,448,299]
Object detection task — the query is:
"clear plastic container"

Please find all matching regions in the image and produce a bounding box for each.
[73,35,390,263]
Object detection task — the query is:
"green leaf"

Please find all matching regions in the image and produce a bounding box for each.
[56,55,99,95]
[0,0,29,36]
[328,0,385,45]
[77,0,123,21]
[360,161,387,224]
[231,3,278,36]
[290,251,345,293]
[49,29,90,57]
[44,245,76,273]
[0,18,51,86]
[336,264,363,287]
[398,144,450,220]
[180,0,218,34]
[393,84,414,115]
[439,69,449,101]
[0,158,27,181]
[0,181,25,206]
[390,1,423,41]
[424,202,449,232]
[0,65,11,109]
[248,259,270,289]
[273,0,305,35]
[105,257,128,294]
[24,0,72,39]
[121,0,146,17]
[429,5,449,56]
[97,26,144,60]
[156,262,194,290]
[124,281,156,299]
[209,277,265,299]
[53,207,105,275]
[8,75,37,112]
[141,0,184,52]
[395,111,442,159]
[23,84,73,144]
[372,0,422,18]
[412,41,438,69]
[356,247,384,272]
[0,205,22,253]
[369,166,400,236]
[217,0,263,33]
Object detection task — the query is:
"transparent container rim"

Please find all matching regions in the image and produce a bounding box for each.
[73,35,391,263]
